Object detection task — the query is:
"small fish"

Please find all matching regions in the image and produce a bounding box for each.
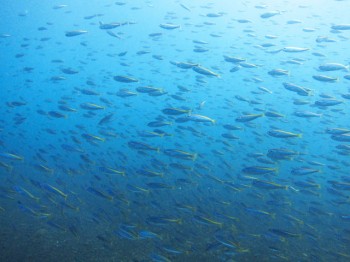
[138,230,161,239]
[291,167,320,176]
[162,107,191,115]
[65,30,88,37]
[80,103,104,110]
[87,187,113,200]
[113,75,138,83]
[163,149,197,160]
[242,166,278,175]
[282,46,309,53]
[192,65,220,77]
[236,114,264,122]
[98,113,114,125]
[43,184,68,199]
[313,75,338,82]
[0,161,13,172]
[224,55,246,63]
[269,229,301,238]
[319,63,349,72]
[146,183,174,190]
[0,152,24,161]
[331,24,350,30]
[283,82,312,96]
[147,121,172,127]
[186,114,215,124]
[252,179,288,190]
[82,133,105,142]
[159,23,180,30]
[268,69,289,77]
[294,111,322,118]
[265,111,284,118]
[331,133,350,142]
[48,111,67,118]
[106,30,122,39]
[128,141,159,152]
[193,215,223,227]
[260,11,280,19]
[137,169,164,178]
[294,181,320,188]
[268,129,302,138]
[315,99,343,107]
[99,21,127,30]
[99,166,125,176]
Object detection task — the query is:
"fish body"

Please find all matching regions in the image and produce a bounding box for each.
[65,30,88,37]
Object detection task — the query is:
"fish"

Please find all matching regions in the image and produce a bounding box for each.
[159,23,180,30]
[282,47,309,52]
[242,166,278,175]
[113,75,139,83]
[192,65,220,77]
[224,55,246,63]
[80,103,104,110]
[265,111,284,118]
[252,179,288,190]
[42,184,68,200]
[128,141,160,152]
[314,99,343,107]
[268,129,302,138]
[162,108,191,115]
[65,30,88,37]
[269,229,301,238]
[268,69,289,77]
[294,111,322,118]
[186,114,216,124]
[331,24,350,30]
[98,113,114,125]
[99,166,125,176]
[163,149,197,160]
[48,111,67,118]
[291,167,320,176]
[147,121,172,127]
[318,63,349,72]
[260,11,280,19]
[87,187,113,200]
[0,152,24,161]
[283,82,312,96]
[99,21,128,30]
[180,4,191,12]
[235,114,264,122]
[313,75,338,82]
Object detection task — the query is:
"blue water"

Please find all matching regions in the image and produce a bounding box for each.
[1,1,350,261]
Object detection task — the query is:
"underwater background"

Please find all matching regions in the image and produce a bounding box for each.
[1,0,350,261]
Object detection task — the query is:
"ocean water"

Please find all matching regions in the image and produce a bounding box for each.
[1,0,350,261]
